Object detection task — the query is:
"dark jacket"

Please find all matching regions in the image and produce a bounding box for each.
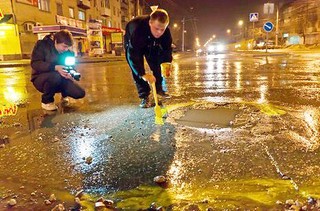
[124,15,173,77]
[30,35,59,82]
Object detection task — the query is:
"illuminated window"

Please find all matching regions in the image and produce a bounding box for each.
[38,0,50,12]
[79,10,85,21]
[69,7,74,18]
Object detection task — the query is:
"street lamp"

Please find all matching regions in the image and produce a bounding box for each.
[195,37,200,47]
[212,34,216,39]
[173,23,178,28]
[238,20,244,40]
[227,29,231,34]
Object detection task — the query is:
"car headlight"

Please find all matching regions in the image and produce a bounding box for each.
[207,45,215,52]
[217,44,225,52]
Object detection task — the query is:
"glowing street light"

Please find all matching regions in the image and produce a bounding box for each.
[227,29,231,34]
[195,37,200,47]
[212,34,216,39]
[173,23,178,28]
[238,20,244,26]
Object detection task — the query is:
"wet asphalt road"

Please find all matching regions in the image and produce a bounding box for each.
[1,52,320,210]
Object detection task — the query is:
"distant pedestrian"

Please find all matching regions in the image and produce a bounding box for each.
[78,41,83,57]
[124,9,173,108]
[31,30,85,111]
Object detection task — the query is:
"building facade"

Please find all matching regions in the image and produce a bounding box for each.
[0,0,144,60]
[281,0,320,45]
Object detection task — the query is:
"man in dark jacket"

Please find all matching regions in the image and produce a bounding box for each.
[31,30,85,111]
[124,9,173,108]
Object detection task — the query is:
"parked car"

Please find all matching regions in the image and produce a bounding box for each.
[254,40,275,49]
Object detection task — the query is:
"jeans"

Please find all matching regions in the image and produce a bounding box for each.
[32,71,85,104]
[125,50,164,99]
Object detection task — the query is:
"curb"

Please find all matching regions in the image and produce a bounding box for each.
[251,53,291,57]
[0,62,30,67]
[0,58,126,68]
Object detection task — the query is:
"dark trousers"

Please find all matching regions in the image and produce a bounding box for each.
[125,51,163,99]
[32,71,85,104]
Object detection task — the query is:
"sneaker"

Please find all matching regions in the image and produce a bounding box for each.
[139,97,152,108]
[157,91,171,99]
[41,102,58,111]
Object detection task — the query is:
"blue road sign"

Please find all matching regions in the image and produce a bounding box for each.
[263,22,274,32]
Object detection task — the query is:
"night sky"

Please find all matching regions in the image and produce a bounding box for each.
[145,0,294,44]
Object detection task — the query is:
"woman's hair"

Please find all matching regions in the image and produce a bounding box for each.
[54,30,73,46]
[150,9,169,25]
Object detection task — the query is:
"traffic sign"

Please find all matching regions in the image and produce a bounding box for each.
[264,3,274,14]
[263,21,274,32]
[150,5,158,12]
[249,13,258,22]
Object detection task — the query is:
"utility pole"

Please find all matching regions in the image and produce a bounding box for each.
[136,0,140,16]
[252,22,255,41]
[182,17,185,52]
[275,2,279,46]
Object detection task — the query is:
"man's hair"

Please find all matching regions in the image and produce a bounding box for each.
[54,30,73,46]
[150,9,169,25]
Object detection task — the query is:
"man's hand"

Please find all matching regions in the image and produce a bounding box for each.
[142,73,156,84]
[55,65,73,80]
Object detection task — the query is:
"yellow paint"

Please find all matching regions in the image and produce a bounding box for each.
[254,103,286,116]
[96,178,320,210]
[0,24,21,55]
[155,116,164,125]
[244,102,286,116]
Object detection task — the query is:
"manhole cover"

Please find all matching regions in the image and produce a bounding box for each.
[176,108,238,128]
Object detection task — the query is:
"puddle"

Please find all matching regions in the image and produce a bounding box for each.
[176,108,238,128]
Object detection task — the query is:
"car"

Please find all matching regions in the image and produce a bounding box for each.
[254,40,275,49]
[196,48,205,56]
[205,42,226,54]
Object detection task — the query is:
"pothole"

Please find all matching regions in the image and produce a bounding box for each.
[176,108,239,128]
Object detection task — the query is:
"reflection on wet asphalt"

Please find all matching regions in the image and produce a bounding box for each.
[1,53,320,209]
